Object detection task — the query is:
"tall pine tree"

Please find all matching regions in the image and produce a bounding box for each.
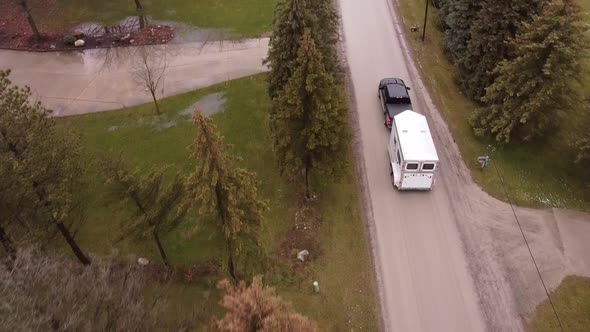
[272,30,350,197]
[0,70,90,265]
[265,0,312,101]
[459,0,544,100]
[102,161,188,266]
[186,111,267,280]
[441,0,482,63]
[265,0,343,113]
[307,0,343,82]
[471,0,588,143]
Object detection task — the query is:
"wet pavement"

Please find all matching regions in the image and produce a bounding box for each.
[0,38,269,116]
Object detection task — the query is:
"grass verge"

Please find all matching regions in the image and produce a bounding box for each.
[528,276,590,332]
[395,0,590,210]
[58,74,378,330]
[29,0,273,37]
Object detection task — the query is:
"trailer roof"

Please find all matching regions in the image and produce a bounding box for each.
[394,111,439,162]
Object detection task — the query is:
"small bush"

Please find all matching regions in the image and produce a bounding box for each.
[63,35,76,46]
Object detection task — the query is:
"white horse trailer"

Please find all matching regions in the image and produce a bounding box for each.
[387,110,440,190]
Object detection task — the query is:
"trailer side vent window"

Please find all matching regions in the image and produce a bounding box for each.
[422,163,435,170]
[406,163,419,170]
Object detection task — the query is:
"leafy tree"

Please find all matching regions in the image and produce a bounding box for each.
[211,276,319,332]
[18,0,41,40]
[0,69,90,265]
[103,160,188,265]
[0,247,190,331]
[459,0,544,100]
[471,0,589,142]
[272,30,350,197]
[186,111,267,280]
[441,0,482,63]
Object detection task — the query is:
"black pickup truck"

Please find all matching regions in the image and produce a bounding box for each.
[377,78,412,129]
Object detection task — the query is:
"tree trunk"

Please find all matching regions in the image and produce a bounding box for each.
[227,239,237,281]
[152,231,169,265]
[18,0,41,40]
[56,221,91,265]
[215,184,237,281]
[0,225,17,261]
[134,0,143,10]
[150,89,160,114]
[138,15,146,29]
[304,156,312,200]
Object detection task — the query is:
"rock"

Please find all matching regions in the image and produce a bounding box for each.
[74,39,85,47]
[49,44,56,49]
[297,249,309,262]
[121,33,131,41]
[312,281,320,293]
[137,257,149,266]
[129,39,134,44]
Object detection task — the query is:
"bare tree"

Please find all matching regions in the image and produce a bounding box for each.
[0,247,190,331]
[18,0,41,40]
[132,46,168,115]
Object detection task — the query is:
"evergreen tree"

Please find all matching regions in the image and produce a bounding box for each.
[212,277,319,332]
[272,30,350,197]
[0,70,90,265]
[186,111,267,280]
[471,0,588,142]
[441,0,482,63]
[103,161,188,265]
[265,0,342,107]
[307,0,343,82]
[265,0,312,101]
[459,0,544,100]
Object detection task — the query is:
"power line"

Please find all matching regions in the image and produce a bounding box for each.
[488,149,565,332]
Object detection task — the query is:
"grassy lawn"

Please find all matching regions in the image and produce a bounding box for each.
[58,74,378,330]
[395,0,590,210]
[29,0,273,37]
[528,276,590,332]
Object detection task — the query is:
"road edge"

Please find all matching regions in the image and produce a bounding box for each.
[335,1,390,331]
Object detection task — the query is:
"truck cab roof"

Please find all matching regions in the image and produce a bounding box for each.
[379,78,411,105]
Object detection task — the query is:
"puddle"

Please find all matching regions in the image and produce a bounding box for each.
[105,93,225,133]
[73,16,234,44]
[154,119,178,131]
[180,92,226,119]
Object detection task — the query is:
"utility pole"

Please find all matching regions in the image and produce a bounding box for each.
[422,0,429,42]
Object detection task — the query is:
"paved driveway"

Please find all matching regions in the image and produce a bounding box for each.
[0,38,269,116]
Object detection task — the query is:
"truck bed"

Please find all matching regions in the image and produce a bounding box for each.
[386,103,412,119]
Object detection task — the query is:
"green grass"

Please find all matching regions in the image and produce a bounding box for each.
[528,276,590,332]
[58,74,378,330]
[31,0,274,37]
[396,0,590,210]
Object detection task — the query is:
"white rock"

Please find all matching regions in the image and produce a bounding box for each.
[297,249,309,262]
[74,39,85,47]
[121,33,131,41]
[137,257,149,266]
[49,44,56,49]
